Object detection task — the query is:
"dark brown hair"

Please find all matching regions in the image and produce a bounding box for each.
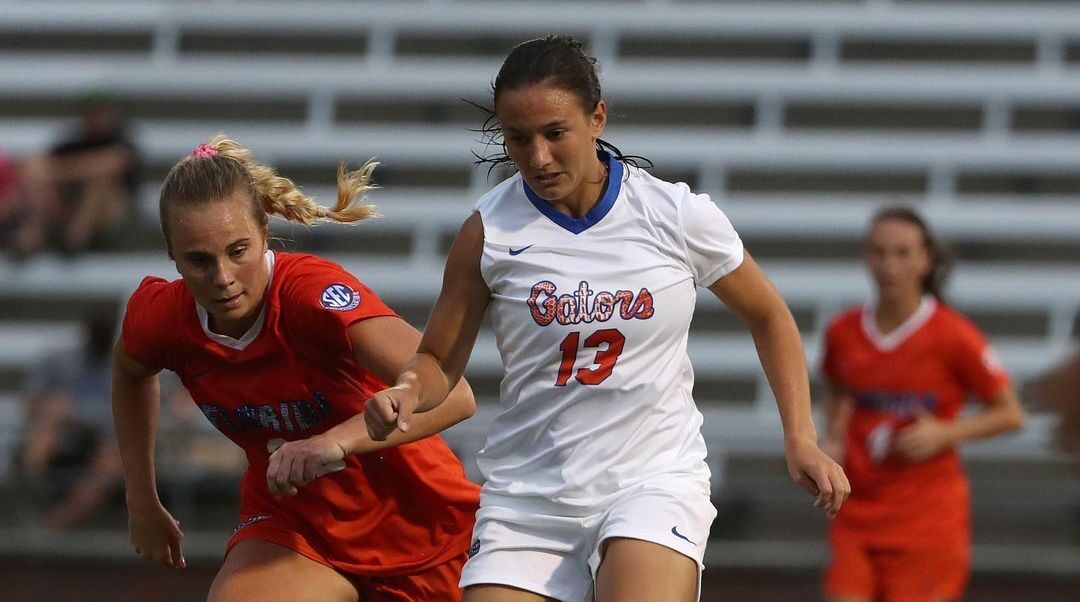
[870,205,954,299]
[471,34,650,172]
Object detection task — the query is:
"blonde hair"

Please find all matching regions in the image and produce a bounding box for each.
[159,134,378,243]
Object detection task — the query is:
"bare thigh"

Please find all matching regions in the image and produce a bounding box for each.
[208,539,360,602]
[463,584,558,602]
[594,537,697,602]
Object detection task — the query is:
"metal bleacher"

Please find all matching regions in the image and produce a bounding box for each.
[1,0,1078,572]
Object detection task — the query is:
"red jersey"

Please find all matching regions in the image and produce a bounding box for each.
[122,251,479,575]
[821,297,1009,548]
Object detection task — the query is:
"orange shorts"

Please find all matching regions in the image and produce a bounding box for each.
[353,553,467,602]
[824,529,970,602]
[228,514,467,602]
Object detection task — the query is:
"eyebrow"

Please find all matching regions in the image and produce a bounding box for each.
[503,119,569,134]
[182,238,251,260]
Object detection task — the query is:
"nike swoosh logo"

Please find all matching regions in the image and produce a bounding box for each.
[671,526,696,545]
[508,245,534,256]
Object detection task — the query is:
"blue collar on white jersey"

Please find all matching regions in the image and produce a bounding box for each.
[522,150,624,234]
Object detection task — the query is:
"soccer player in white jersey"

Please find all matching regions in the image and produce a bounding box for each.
[364,35,850,602]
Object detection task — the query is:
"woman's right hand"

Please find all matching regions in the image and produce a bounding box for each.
[364,385,419,441]
[127,499,185,568]
[785,435,851,519]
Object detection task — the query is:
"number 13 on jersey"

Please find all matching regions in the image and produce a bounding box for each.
[555,329,626,386]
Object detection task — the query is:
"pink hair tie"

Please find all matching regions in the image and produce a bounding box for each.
[191,143,219,158]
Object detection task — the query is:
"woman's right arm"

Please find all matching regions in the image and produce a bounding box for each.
[112,339,185,568]
[366,212,490,440]
[821,383,853,462]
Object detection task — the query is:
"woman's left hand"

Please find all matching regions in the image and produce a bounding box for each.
[893,408,954,462]
[785,436,851,519]
[265,434,348,498]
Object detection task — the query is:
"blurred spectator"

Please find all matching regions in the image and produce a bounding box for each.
[1027,314,1080,543]
[156,374,247,487]
[1030,315,1080,461]
[0,150,20,247]
[8,90,138,258]
[142,372,246,527]
[15,312,123,530]
[12,310,245,532]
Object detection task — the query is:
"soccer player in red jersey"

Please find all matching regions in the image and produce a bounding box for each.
[820,207,1026,602]
[112,136,480,602]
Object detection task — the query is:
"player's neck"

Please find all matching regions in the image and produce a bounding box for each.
[874,293,924,335]
[208,305,263,340]
[552,158,609,218]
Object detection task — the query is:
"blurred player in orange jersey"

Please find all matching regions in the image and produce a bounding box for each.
[819,206,1026,602]
[112,135,480,602]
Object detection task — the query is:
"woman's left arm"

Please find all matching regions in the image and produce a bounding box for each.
[708,253,850,517]
[893,387,1026,463]
[334,315,477,454]
[265,316,475,497]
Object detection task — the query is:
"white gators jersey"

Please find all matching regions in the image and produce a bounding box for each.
[474,152,744,515]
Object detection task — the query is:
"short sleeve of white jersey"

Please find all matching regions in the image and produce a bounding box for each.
[680,192,744,286]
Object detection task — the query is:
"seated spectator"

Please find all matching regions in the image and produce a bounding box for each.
[0,150,20,248]
[15,312,124,530]
[15,321,245,531]
[156,373,247,487]
[9,90,138,257]
[1028,315,1080,541]
[1030,316,1080,461]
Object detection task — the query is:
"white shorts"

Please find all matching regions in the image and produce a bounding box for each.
[459,474,717,602]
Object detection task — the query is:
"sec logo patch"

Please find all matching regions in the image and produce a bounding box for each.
[321,283,360,311]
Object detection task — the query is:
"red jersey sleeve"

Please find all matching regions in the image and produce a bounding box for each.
[277,256,398,362]
[948,313,1011,402]
[121,276,182,372]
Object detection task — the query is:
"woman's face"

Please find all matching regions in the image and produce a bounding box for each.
[865,217,932,301]
[166,189,270,337]
[495,82,607,207]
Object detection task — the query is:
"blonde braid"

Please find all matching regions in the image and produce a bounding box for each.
[330,160,380,223]
[206,134,378,226]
